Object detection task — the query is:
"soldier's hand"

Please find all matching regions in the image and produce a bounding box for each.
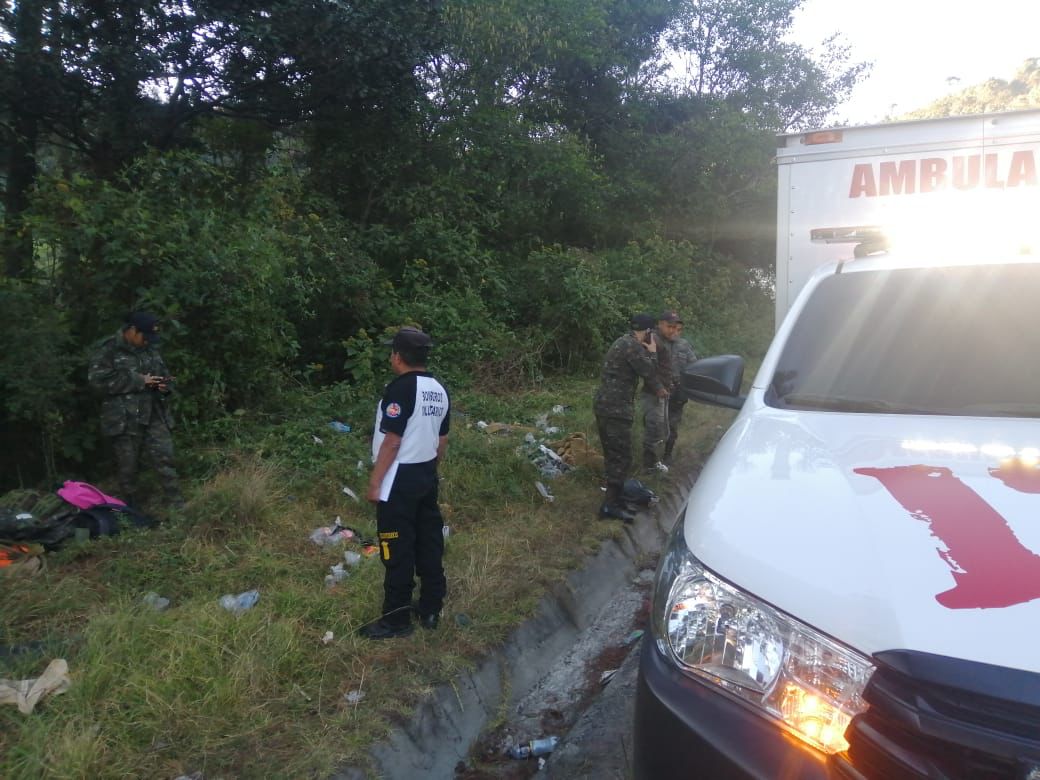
[143,374,162,388]
[656,387,670,399]
[644,333,657,354]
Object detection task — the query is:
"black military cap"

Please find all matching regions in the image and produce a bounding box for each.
[659,310,683,324]
[386,326,434,351]
[630,313,655,331]
[127,311,161,343]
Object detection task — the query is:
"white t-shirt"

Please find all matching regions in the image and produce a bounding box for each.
[371,371,450,501]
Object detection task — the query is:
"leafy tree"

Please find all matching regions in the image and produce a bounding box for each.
[661,0,867,130]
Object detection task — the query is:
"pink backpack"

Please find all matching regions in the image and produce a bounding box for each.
[56,480,126,510]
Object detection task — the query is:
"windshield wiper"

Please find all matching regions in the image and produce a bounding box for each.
[777,394,940,415]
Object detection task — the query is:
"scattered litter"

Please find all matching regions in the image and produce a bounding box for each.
[329,420,352,433]
[142,592,170,612]
[173,773,204,780]
[538,757,547,771]
[343,551,362,567]
[476,420,489,430]
[324,563,348,588]
[651,461,670,473]
[344,690,365,705]
[0,658,71,714]
[442,525,450,539]
[341,486,360,502]
[454,613,472,627]
[309,518,356,546]
[551,404,568,414]
[356,460,365,472]
[600,669,618,686]
[625,629,645,645]
[534,444,571,478]
[535,481,555,502]
[321,631,334,645]
[218,589,259,615]
[508,736,559,760]
[311,435,324,445]
[361,544,379,557]
[292,683,312,702]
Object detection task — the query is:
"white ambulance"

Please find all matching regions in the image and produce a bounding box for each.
[634,110,1040,779]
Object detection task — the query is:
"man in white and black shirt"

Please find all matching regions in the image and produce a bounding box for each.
[362,327,450,640]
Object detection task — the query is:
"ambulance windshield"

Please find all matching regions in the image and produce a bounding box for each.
[768,263,1040,417]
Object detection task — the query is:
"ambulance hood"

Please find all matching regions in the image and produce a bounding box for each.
[684,405,1040,673]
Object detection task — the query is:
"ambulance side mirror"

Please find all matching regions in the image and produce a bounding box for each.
[681,355,746,410]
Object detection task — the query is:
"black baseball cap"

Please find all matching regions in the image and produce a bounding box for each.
[385,326,434,351]
[630,313,656,330]
[127,311,160,343]
[659,310,683,324]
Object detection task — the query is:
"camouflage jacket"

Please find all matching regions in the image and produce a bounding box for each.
[593,333,662,420]
[669,337,698,390]
[88,330,173,435]
[641,329,673,396]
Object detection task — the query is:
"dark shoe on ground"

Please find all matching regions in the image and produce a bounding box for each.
[599,502,636,523]
[418,612,440,630]
[358,618,414,640]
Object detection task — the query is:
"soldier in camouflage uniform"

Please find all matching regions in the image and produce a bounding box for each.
[639,312,677,472]
[661,314,698,464]
[88,312,184,509]
[593,313,668,521]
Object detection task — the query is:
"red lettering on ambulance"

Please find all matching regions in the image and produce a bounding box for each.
[855,465,1040,609]
[879,161,916,195]
[985,153,1005,188]
[952,155,981,190]
[1007,150,1038,187]
[849,164,877,198]
[919,158,947,193]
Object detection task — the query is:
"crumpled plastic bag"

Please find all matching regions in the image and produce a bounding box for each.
[0,658,71,714]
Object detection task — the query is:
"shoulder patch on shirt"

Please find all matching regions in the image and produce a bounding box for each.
[386,402,402,418]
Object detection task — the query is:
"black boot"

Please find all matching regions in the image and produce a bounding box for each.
[599,483,636,523]
[662,442,675,466]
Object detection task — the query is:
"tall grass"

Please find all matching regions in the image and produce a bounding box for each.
[0,373,743,778]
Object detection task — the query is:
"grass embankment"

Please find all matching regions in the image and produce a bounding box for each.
[0,377,733,778]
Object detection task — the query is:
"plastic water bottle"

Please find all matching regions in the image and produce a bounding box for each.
[530,736,559,756]
[219,589,259,614]
[508,736,558,759]
[329,420,352,433]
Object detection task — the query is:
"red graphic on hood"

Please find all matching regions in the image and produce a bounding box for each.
[989,461,1040,493]
[855,465,1040,609]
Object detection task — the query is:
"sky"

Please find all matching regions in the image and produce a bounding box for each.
[789,0,1040,125]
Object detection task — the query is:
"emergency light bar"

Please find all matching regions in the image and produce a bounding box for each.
[809,226,885,244]
[810,225,890,258]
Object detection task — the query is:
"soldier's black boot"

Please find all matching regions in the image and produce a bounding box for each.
[662,442,675,466]
[599,483,636,523]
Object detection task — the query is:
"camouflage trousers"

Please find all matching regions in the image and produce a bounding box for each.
[110,415,182,506]
[596,414,633,494]
[640,393,670,464]
[665,397,687,453]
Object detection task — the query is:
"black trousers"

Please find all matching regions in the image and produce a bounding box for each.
[376,461,447,626]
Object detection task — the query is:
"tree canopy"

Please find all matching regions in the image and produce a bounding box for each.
[0,0,865,486]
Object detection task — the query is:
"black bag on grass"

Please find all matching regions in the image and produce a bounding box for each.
[73,503,158,539]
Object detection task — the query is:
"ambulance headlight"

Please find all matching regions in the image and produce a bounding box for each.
[651,522,875,755]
